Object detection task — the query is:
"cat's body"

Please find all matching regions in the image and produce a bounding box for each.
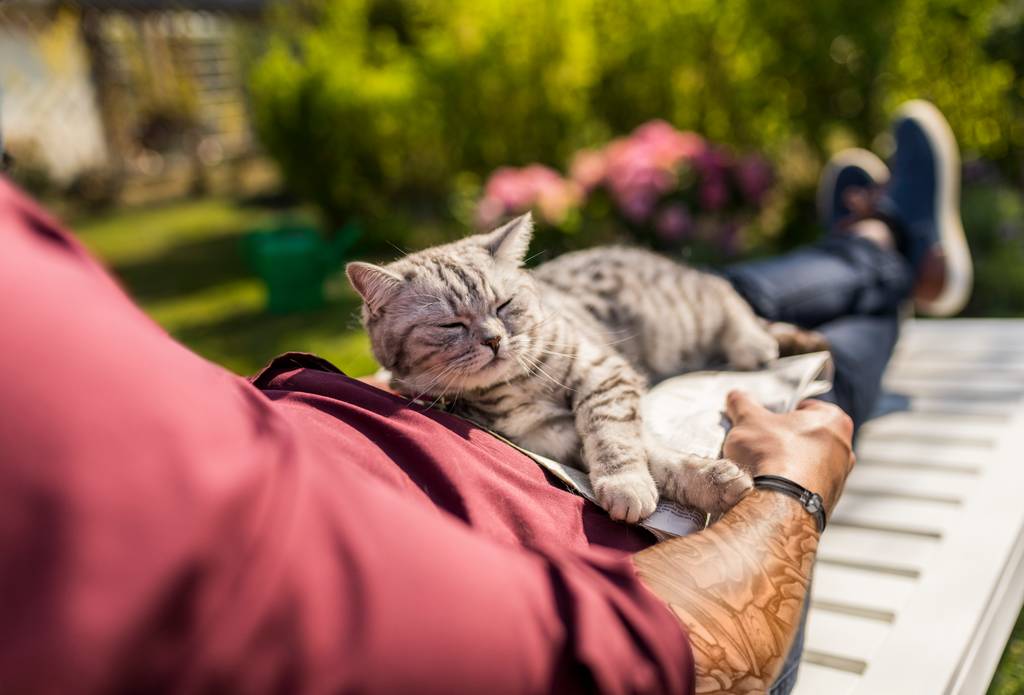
[347,214,803,522]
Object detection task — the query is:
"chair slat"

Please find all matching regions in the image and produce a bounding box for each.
[859,414,1005,444]
[810,563,917,618]
[804,610,891,663]
[816,525,939,574]
[792,662,862,695]
[842,465,977,503]
[854,439,994,472]
[831,492,958,537]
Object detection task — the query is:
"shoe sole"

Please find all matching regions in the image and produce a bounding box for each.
[816,148,890,230]
[894,100,973,317]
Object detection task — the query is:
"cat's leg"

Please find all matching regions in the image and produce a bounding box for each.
[764,320,832,356]
[717,284,781,370]
[645,435,753,515]
[570,347,659,523]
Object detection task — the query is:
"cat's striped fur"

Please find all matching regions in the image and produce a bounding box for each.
[346,214,781,522]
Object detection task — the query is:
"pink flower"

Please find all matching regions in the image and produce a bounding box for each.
[699,177,729,211]
[602,138,674,220]
[735,155,774,206]
[477,164,581,227]
[654,203,693,242]
[569,148,607,191]
[695,147,732,180]
[475,196,507,229]
[632,120,707,165]
[597,120,710,223]
[619,191,657,224]
[484,166,537,212]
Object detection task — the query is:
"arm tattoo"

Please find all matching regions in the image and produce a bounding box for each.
[633,490,819,694]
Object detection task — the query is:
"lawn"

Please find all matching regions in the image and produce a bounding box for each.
[990,611,1024,695]
[71,197,379,378]
[69,196,1023,693]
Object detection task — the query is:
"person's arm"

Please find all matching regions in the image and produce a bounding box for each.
[634,392,855,695]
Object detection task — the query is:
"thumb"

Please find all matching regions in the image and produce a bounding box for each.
[725,390,767,424]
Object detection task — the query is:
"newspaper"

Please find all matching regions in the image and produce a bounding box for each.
[501,352,834,541]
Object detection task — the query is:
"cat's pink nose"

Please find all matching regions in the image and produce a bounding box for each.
[482,335,501,355]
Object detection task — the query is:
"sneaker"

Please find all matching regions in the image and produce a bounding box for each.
[817,148,890,232]
[879,100,973,316]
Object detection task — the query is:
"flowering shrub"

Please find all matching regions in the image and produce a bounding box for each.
[476,121,775,256]
[476,165,582,229]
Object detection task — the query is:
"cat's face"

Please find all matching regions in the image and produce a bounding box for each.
[347,214,542,397]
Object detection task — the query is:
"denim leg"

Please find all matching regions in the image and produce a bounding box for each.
[724,235,913,328]
[769,579,812,695]
[724,235,912,431]
[814,313,902,431]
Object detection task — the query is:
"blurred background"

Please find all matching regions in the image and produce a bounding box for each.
[1,0,1023,690]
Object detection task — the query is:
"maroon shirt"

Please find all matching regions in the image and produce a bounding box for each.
[0,178,694,694]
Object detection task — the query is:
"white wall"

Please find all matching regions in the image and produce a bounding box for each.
[0,8,108,182]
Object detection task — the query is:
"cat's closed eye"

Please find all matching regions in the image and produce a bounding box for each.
[496,297,514,314]
[439,322,467,330]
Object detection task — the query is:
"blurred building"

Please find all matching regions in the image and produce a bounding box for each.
[0,0,268,200]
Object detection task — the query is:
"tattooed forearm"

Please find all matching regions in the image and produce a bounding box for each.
[633,489,819,694]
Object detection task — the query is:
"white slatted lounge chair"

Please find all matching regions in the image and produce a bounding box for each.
[794,319,1024,695]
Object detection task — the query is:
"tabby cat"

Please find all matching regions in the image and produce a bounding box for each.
[347,214,811,522]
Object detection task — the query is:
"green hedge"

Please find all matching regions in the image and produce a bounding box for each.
[250,0,1022,237]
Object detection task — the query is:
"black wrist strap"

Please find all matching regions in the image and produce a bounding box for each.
[753,475,827,533]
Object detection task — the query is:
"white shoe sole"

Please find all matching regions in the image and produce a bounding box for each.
[817,148,890,230]
[894,100,973,317]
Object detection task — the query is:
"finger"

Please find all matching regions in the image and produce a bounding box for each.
[796,399,855,434]
[725,390,767,424]
[796,398,844,412]
[796,398,827,411]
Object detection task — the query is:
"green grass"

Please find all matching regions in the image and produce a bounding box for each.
[72,198,378,377]
[990,611,1024,695]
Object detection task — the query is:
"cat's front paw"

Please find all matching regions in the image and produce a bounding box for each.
[682,458,753,515]
[592,469,659,524]
[725,330,779,370]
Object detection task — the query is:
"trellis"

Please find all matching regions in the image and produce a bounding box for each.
[0,0,262,185]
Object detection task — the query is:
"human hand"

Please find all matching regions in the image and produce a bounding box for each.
[723,391,855,515]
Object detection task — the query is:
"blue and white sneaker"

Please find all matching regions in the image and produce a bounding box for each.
[879,100,973,317]
[817,148,890,232]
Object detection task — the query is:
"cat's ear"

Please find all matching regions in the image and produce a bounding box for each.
[483,212,533,266]
[346,261,403,314]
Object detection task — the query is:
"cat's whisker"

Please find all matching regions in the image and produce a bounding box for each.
[409,294,449,312]
[535,348,577,359]
[386,241,410,256]
[408,363,458,405]
[426,369,463,411]
[597,333,639,348]
[543,332,636,352]
[519,353,575,393]
[519,311,562,334]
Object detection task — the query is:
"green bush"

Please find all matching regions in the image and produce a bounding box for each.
[962,183,1024,316]
[250,0,1023,241]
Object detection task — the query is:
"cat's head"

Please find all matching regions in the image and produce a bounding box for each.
[346,214,543,397]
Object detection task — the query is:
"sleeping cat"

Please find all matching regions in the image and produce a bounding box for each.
[347,213,822,523]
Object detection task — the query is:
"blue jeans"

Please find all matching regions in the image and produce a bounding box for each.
[724,234,914,693]
[726,234,914,429]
